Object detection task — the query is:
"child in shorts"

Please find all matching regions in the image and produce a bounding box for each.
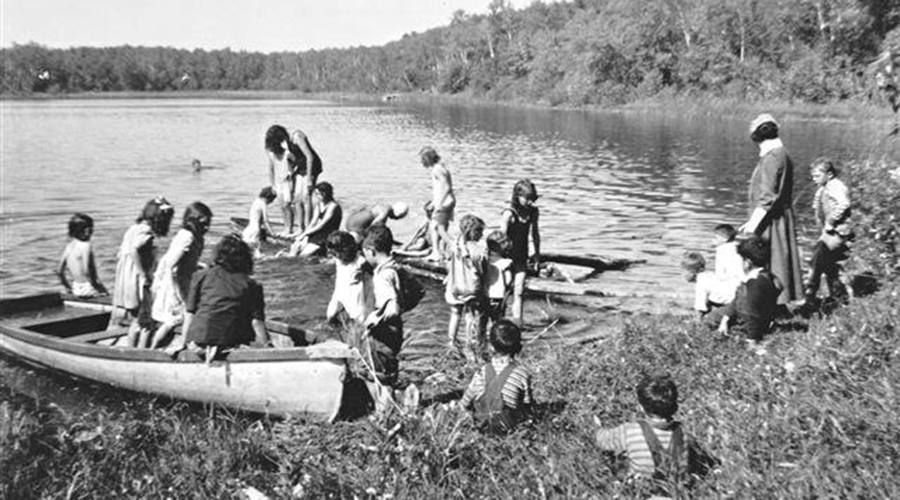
[445,215,488,360]
[57,213,108,298]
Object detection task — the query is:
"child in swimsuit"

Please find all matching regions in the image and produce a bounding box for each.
[500,179,541,325]
[242,187,277,258]
[57,213,108,298]
[420,146,456,260]
[287,182,343,257]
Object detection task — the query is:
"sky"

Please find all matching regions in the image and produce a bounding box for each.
[0,0,517,53]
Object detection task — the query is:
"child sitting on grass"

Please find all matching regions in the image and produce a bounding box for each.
[681,252,736,317]
[460,319,533,434]
[715,235,782,350]
[445,215,489,360]
[57,213,108,298]
[594,373,716,495]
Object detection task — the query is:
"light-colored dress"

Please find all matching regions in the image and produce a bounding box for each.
[152,229,204,324]
[111,222,155,312]
[747,140,804,304]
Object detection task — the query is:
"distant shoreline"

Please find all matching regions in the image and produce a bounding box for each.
[2,89,894,126]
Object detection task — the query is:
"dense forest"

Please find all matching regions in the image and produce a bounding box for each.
[3,0,900,106]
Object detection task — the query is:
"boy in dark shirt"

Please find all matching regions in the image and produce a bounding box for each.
[717,235,782,351]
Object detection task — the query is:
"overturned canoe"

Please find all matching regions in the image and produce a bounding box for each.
[0,293,353,421]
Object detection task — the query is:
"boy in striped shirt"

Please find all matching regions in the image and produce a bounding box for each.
[460,319,533,433]
[594,374,715,493]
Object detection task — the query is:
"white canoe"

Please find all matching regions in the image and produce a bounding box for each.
[0,293,353,421]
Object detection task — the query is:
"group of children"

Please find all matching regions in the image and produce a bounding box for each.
[681,156,854,351]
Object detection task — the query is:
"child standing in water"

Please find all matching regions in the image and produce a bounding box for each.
[149,202,213,349]
[109,198,175,347]
[242,187,277,258]
[445,215,488,360]
[325,230,374,328]
[485,230,514,327]
[419,147,455,260]
[500,179,541,325]
[57,213,108,298]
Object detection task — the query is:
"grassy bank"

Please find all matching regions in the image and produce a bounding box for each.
[3,278,898,499]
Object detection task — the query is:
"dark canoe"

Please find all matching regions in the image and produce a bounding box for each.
[0,293,353,421]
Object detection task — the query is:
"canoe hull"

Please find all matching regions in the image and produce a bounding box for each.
[0,294,351,421]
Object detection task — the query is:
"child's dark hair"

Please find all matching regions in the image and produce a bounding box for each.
[737,234,770,268]
[636,373,679,420]
[362,225,394,254]
[419,146,440,166]
[138,197,175,237]
[182,201,213,235]
[490,319,522,356]
[750,121,778,143]
[811,157,840,177]
[459,214,485,242]
[214,234,254,274]
[680,252,706,275]
[68,213,94,241]
[265,125,289,155]
[259,186,277,202]
[325,231,359,264]
[486,230,512,257]
[315,182,334,202]
[713,224,737,242]
[511,179,538,210]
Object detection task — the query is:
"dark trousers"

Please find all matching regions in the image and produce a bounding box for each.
[806,241,848,301]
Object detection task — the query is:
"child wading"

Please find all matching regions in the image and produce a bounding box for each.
[242,187,277,258]
[445,215,488,360]
[501,179,540,325]
[460,319,533,434]
[325,231,374,329]
[57,213,108,298]
[594,374,716,496]
[109,198,175,347]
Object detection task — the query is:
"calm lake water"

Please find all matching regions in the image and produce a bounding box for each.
[0,97,881,407]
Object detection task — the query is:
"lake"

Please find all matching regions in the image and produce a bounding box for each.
[0,96,881,406]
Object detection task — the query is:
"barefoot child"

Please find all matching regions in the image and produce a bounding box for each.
[485,230,513,326]
[149,202,213,349]
[289,129,323,232]
[287,182,342,257]
[57,213,108,297]
[419,147,455,260]
[109,198,175,347]
[460,319,533,434]
[265,125,296,234]
[242,187,277,258]
[345,201,409,243]
[325,231,374,327]
[395,200,434,258]
[445,215,488,359]
[500,179,541,325]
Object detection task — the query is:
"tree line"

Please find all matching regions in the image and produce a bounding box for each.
[3,0,900,106]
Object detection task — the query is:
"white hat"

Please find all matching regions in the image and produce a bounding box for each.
[749,113,779,134]
[391,202,409,219]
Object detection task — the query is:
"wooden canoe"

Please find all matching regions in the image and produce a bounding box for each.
[0,293,353,421]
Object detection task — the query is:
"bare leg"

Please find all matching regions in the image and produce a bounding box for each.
[447,305,461,348]
[149,322,175,349]
[137,325,152,349]
[125,320,141,347]
[280,197,294,234]
[511,271,526,325]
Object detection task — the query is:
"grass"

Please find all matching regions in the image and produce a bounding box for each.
[2,278,898,499]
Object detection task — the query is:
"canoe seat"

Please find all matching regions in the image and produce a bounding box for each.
[68,328,128,343]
